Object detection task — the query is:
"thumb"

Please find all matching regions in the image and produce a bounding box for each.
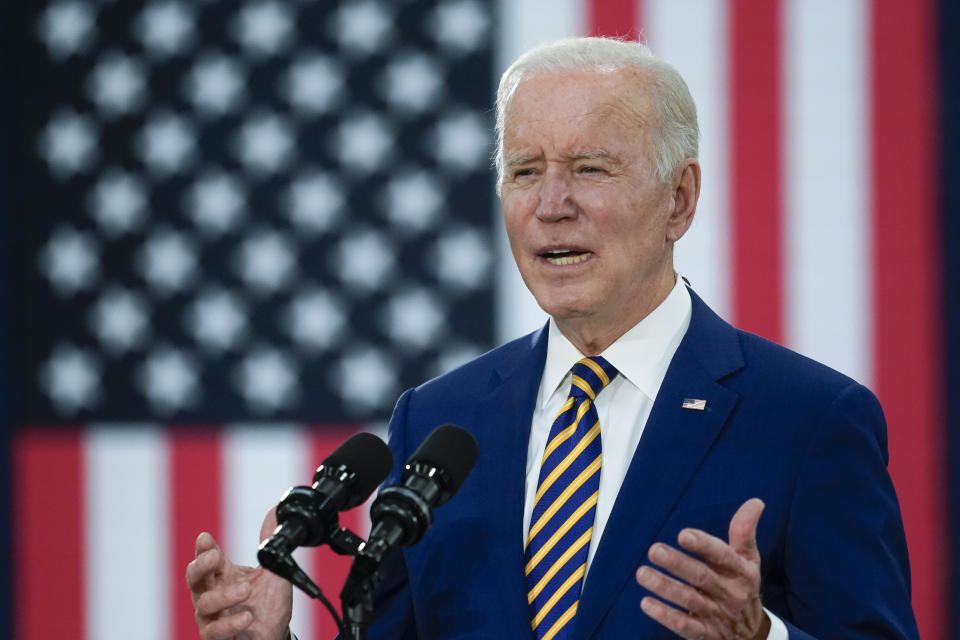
[729,498,764,560]
[260,506,280,544]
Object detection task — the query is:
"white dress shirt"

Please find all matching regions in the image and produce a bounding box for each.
[521,277,787,640]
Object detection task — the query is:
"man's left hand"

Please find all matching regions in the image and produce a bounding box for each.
[635,498,770,640]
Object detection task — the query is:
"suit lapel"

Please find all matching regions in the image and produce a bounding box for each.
[571,291,745,639]
[469,326,548,636]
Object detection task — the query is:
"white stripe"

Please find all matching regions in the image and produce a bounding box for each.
[223,424,315,639]
[783,0,872,384]
[85,425,169,640]
[494,0,583,342]
[645,0,732,320]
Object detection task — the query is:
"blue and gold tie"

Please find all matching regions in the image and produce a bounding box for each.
[525,356,618,640]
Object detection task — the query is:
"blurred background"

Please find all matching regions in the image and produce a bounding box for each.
[0,0,956,638]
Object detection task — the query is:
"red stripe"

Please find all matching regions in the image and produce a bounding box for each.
[307,426,365,638]
[169,427,223,640]
[729,0,783,342]
[13,429,86,640]
[587,0,640,39]
[870,1,945,638]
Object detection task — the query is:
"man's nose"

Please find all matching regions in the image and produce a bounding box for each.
[535,169,577,222]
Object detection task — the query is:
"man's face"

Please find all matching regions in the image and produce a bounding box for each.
[500,70,689,329]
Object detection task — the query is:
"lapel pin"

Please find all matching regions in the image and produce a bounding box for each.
[681,398,707,411]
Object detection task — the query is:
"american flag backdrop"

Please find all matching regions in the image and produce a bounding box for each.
[0,1,956,640]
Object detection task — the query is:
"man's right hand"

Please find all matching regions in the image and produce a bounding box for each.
[186,514,293,640]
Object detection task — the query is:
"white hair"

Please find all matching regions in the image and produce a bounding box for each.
[494,37,699,188]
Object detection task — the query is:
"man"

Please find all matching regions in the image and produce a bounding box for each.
[188,37,918,639]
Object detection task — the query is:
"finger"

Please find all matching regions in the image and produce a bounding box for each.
[186,548,224,592]
[195,581,252,617]
[636,565,717,619]
[647,542,723,598]
[260,506,279,544]
[195,531,220,558]
[200,609,254,640]
[728,498,764,560]
[640,595,707,640]
[676,528,749,576]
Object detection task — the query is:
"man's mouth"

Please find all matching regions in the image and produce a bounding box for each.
[541,249,592,266]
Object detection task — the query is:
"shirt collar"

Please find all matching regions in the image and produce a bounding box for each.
[538,277,693,408]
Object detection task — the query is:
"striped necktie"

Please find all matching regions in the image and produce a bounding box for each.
[525,356,618,640]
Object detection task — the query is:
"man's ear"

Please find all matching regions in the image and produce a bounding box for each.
[666,159,700,242]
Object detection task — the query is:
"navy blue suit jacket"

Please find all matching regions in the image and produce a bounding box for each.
[366,290,918,639]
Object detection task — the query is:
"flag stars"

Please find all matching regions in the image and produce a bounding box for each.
[235,348,299,412]
[40,344,102,414]
[235,230,297,294]
[135,1,196,57]
[382,171,444,231]
[136,112,196,175]
[185,54,247,116]
[431,0,490,53]
[383,288,446,350]
[285,289,346,351]
[433,111,490,172]
[381,53,444,113]
[284,171,344,233]
[139,229,198,294]
[89,287,151,354]
[138,346,199,413]
[88,170,148,236]
[334,113,394,173]
[234,113,295,174]
[186,171,246,234]
[233,1,295,57]
[186,289,248,352]
[432,227,491,290]
[40,227,100,295]
[38,110,98,178]
[333,229,395,292]
[86,53,147,117]
[333,1,392,55]
[36,1,97,60]
[335,347,396,413]
[283,54,343,115]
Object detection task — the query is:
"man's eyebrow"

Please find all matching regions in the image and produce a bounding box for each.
[505,154,541,167]
[571,150,620,163]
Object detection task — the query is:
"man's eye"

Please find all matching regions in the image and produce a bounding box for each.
[579,165,603,174]
[514,168,535,178]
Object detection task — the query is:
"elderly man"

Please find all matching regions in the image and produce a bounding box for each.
[188,37,918,639]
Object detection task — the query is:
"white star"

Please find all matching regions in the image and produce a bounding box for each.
[136,112,196,175]
[88,287,150,354]
[335,347,396,412]
[334,113,393,173]
[186,288,248,352]
[234,113,295,174]
[333,1,392,55]
[235,348,298,412]
[138,229,197,294]
[185,53,246,116]
[333,229,395,292]
[135,1,195,57]
[36,1,97,61]
[284,171,343,233]
[39,227,99,295]
[433,111,490,172]
[432,226,491,290]
[40,344,101,414]
[431,0,489,53]
[233,1,294,57]
[382,170,444,231]
[86,52,146,116]
[234,229,297,294]
[432,342,484,377]
[88,170,148,236]
[383,288,446,350]
[283,54,343,115]
[380,53,443,113]
[285,288,346,351]
[138,346,199,413]
[38,110,98,178]
[186,170,246,234]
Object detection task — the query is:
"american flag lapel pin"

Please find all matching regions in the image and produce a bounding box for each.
[681,398,707,411]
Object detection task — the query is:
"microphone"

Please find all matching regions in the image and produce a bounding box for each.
[258,432,393,577]
[341,424,478,603]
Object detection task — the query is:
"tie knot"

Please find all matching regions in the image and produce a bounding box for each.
[569,356,618,401]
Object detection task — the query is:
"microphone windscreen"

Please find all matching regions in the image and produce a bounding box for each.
[408,424,479,493]
[322,432,393,508]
